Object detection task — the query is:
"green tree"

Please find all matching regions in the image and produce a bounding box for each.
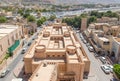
[41,9,47,12]
[62,15,81,28]
[88,16,97,24]
[48,15,56,21]
[23,13,30,18]
[37,19,43,26]
[113,64,120,79]
[37,17,47,26]
[90,11,99,17]
[103,11,119,18]
[0,16,7,23]
[80,13,88,18]
[40,16,46,22]
[18,9,24,16]
[27,15,36,22]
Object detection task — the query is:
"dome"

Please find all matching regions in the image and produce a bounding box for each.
[66,45,76,54]
[43,31,50,37]
[35,45,46,53]
[64,31,70,37]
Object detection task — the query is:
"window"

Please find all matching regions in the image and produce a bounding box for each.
[19,31,21,36]
[0,45,3,51]
[16,33,18,39]
[8,39,10,45]
[48,55,50,57]
[52,55,55,57]
[103,41,109,45]
[12,36,14,42]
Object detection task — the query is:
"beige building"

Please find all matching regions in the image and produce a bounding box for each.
[0,24,23,60]
[91,30,110,52]
[84,22,120,62]
[97,17,118,23]
[109,37,120,63]
[84,23,111,53]
[24,23,90,81]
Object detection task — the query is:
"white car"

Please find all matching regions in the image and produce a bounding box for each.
[101,65,110,74]
[76,30,80,33]
[107,65,113,73]
[83,40,87,44]
[88,46,94,52]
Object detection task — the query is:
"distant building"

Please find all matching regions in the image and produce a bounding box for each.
[97,17,120,26]
[24,22,90,81]
[22,0,54,5]
[0,24,23,61]
[97,17,118,23]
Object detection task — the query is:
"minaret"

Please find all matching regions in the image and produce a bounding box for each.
[81,18,87,32]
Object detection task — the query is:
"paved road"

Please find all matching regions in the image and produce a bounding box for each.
[0,27,41,81]
[76,33,113,81]
[41,7,120,18]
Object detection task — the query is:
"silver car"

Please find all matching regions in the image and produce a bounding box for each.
[0,69,10,78]
[99,57,106,64]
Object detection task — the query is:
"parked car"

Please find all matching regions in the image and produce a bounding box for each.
[81,36,84,40]
[86,43,90,47]
[88,46,94,52]
[101,65,110,74]
[32,38,35,40]
[99,57,106,64]
[80,34,82,37]
[0,69,10,78]
[21,48,27,54]
[94,52,99,57]
[110,78,118,81]
[76,30,80,33]
[107,65,113,73]
[83,40,87,44]
[27,42,31,46]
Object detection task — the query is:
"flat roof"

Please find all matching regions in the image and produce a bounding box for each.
[68,54,77,59]
[0,25,19,39]
[0,28,15,34]
[99,37,109,41]
[12,78,23,81]
[69,59,79,63]
[93,30,104,33]
[31,64,56,81]
[0,33,7,37]
[94,23,109,26]
[34,59,65,63]
[111,26,119,29]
